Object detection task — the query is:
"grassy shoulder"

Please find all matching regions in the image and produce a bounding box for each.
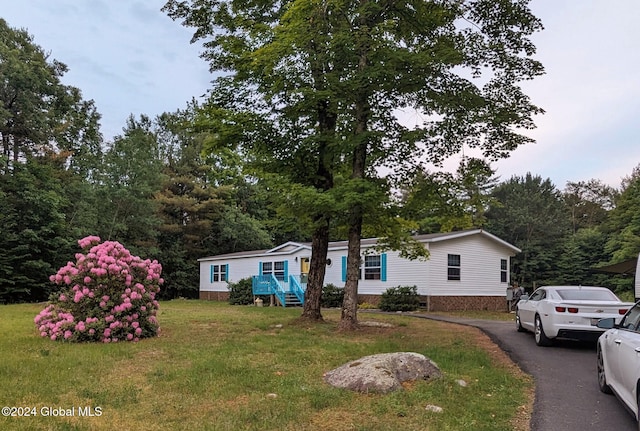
[0,300,531,431]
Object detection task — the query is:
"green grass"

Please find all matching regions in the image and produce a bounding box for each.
[0,301,531,431]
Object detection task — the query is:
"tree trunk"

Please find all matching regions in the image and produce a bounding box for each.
[339,6,370,330]
[340,207,363,330]
[340,141,367,330]
[301,219,330,321]
[300,96,335,320]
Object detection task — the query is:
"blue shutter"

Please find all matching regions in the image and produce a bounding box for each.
[283,260,288,279]
[210,265,214,283]
[341,256,347,282]
[258,261,263,275]
[225,264,229,282]
[381,253,387,282]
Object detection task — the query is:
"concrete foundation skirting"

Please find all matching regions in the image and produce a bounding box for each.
[199,291,230,301]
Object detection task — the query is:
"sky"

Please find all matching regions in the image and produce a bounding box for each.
[1,1,639,190]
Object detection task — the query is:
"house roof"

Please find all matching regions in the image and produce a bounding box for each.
[198,229,520,262]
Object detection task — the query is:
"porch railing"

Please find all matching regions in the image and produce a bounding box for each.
[251,274,306,307]
[289,274,306,304]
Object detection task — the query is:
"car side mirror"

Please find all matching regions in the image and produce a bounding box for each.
[596,318,616,329]
[520,294,529,301]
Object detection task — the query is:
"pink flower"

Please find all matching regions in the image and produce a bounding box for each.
[84,276,92,284]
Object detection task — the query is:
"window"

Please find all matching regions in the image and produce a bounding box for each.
[273,261,285,281]
[620,304,640,331]
[529,289,545,301]
[341,253,386,282]
[500,259,508,283]
[262,261,286,281]
[556,289,618,301]
[447,254,461,281]
[211,264,227,282]
[364,255,381,280]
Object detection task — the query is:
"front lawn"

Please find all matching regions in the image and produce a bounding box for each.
[0,300,531,430]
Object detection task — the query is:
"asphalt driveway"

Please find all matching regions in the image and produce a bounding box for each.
[412,314,637,431]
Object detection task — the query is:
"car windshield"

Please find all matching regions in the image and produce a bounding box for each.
[556,289,618,301]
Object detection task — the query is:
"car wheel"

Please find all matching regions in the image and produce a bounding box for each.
[534,315,552,347]
[597,345,612,394]
[516,311,526,332]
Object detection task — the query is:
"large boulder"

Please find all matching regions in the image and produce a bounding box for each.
[323,352,442,394]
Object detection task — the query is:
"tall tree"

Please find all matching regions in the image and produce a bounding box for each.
[398,159,500,234]
[563,179,617,234]
[486,173,570,288]
[0,19,101,174]
[334,0,544,329]
[96,115,164,250]
[603,165,640,265]
[164,0,347,321]
[164,0,544,328]
[0,157,74,303]
[555,227,613,288]
[0,19,102,303]
[398,169,459,233]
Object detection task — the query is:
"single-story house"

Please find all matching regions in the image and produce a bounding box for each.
[198,228,521,311]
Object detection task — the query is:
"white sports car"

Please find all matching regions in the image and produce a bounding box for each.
[597,302,640,428]
[515,285,633,346]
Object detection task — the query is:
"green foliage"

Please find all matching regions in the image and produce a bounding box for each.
[563,179,617,234]
[0,18,101,175]
[555,228,615,287]
[604,166,640,262]
[96,115,164,247]
[379,286,421,312]
[486,173,571,288]
[228,278,258,306]
[0,159,75,303]
[164,0,546,326]
[320,284,344,308]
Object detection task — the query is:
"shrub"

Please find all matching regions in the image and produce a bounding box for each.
[228,278,257,305]
[34,236,163,343]
[321,283,344,308]
[379,285,420,312]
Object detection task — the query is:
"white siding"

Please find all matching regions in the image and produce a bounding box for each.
[199,251,312,292]
[427,235,511,296]
[322,247,431,295]
[199,230,516,298]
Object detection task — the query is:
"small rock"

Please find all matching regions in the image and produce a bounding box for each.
[274,324,283,329]
[266,393,278,399]
[359,321,394,328]
[456,379,467,387]
[425,405,443,413]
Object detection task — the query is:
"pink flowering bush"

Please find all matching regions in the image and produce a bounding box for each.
[34,236,163,343]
